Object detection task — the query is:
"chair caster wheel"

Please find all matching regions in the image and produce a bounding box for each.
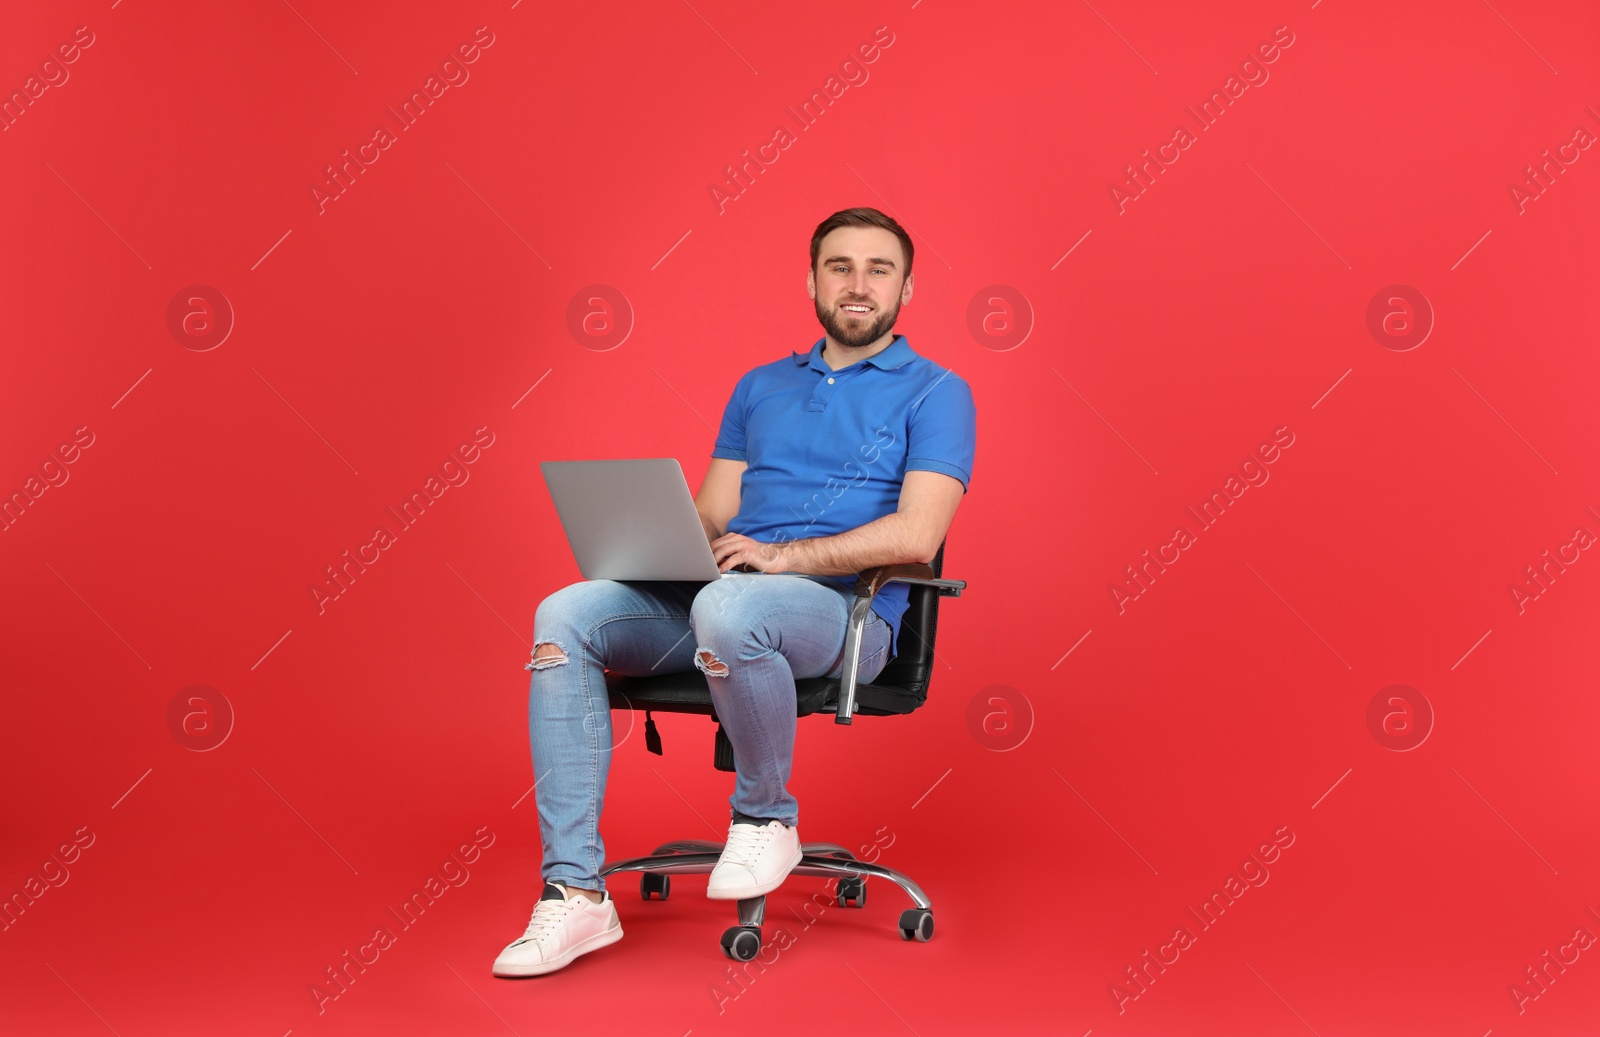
[641,873,670,901]
[836,876,867,908]
[721,925,762,961]
[898,908,934,942]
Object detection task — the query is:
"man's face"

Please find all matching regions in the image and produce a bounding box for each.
[808,226,912,349]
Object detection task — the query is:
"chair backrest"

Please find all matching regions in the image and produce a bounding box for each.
[851,541,946,715]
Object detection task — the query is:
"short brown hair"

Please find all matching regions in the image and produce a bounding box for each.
[809,207,914,281]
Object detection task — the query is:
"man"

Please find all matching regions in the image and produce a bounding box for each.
[494,206,976,976]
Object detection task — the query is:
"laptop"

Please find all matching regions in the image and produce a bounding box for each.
[540,458,744,582]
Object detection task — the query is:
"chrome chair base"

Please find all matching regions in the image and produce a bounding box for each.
[599,839,936,958]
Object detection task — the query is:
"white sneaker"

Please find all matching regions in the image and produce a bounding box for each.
[492,882,623,977]
[706,820,803,900]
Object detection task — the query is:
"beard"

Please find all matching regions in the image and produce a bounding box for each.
[813,294,901,348]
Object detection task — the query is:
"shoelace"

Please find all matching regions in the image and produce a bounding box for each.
[511,896,582,947]
[720,823,777,867]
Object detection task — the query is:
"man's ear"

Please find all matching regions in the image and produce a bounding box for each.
[901,273,914,304]
[806,268,816,299]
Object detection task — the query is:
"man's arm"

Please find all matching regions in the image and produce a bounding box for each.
[695,457,746,543]
[712,470,965,576]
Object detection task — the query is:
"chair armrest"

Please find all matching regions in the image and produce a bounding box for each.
[855,564,966,599]
[834,564,967,725]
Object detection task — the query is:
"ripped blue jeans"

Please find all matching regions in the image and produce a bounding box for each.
[524,572,893,893]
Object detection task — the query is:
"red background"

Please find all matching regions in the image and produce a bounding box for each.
[3,1,1598,1034]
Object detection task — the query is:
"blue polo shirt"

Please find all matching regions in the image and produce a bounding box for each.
[711,334,976,658]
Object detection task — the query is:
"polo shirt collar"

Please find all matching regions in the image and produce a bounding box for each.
[791,334,917,372]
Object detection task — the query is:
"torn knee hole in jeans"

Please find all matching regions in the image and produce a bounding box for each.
[527,640,570,671]
[695,648,729,677]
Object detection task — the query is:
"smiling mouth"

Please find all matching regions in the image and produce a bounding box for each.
[840,303,873,317]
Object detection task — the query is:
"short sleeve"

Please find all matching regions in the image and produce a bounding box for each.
[711,369,753,461]
[904,372,976,491]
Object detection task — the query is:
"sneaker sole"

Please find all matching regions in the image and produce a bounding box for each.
[492,920,624,977]
[705,846,804,900]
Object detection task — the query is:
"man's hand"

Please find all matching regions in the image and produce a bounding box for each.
[710,532,792,574]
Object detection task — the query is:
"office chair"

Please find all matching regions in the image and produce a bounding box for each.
[599,542,966,961]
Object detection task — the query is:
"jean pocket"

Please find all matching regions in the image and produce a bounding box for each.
[860,648,888,684]
[857,618,892,684]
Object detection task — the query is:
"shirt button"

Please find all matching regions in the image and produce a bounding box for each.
[827,377,835,384]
